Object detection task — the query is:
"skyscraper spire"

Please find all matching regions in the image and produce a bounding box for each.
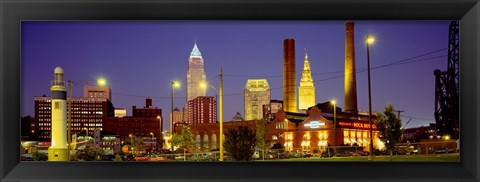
[298,49,316,110]
[191,41,202,57]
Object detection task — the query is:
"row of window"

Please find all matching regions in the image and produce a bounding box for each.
[38,123,51,126]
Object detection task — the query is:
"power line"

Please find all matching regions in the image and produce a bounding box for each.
[222,48,447,78]
[221,54,447,97]
[113,49,447,99]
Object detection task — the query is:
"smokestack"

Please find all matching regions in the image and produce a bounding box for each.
[344,22,358,114]
[283,38,297,113]
[146,97,152,108]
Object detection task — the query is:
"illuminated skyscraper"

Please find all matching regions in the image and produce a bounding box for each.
[244,79,270,120]
[298,51,316,110]
[185,42,207,123]
[186,42,207,102]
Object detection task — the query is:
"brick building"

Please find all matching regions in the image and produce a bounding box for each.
[104,97,163,149]
[187,96,217,125]
[34,96,114,141]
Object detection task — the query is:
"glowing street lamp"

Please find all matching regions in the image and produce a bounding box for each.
[199,67,223,161]
[331,99,337,156]
[171,81,180,133]
[129,134,133,145]
[366,35,375,160]
[97,77,107,86]
[170,81,180,151]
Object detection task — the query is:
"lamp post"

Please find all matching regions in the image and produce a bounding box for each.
[366,35,375,160]
[199,66,223,161]
[156,115,161,150]
[129,134,133,144]
[331,100,336,156]
[171,81,180,151]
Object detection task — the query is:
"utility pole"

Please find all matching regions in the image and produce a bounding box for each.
[67,80,72,154]
[395,110,404,118]
[219,66,224,162]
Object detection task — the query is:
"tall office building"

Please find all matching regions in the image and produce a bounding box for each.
[185,41,207,124]
[298,51,316,110]
[244,79,270,120]
[187,96,217,125]
[186,42,207,102]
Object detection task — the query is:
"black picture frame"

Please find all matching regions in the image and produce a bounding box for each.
[1,0,479,181]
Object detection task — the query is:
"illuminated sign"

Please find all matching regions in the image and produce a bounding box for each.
[304,121,325,128]
[338,121,377,129]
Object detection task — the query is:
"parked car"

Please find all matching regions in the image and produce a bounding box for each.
[393,149,407,155]
[320,151,334,158]
[102,154,116,161]
[278,153,291,159]
[134,154,150,161]
[373,149,391,155]
[252,151,260,159]
[349,150,369,156]
[336,151,353,157]
[149,155,166,161]
[267,152,277,159]
[174,154,186,160]
[301,152,312,158]
[123,154,135,161]
[433,147,453,154]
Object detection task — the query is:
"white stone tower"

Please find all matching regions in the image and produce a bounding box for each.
[48,66,69,161]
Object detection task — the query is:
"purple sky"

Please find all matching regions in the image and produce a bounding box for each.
[21,21,451,129]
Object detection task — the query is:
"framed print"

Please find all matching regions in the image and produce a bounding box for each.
[1,0,479,181]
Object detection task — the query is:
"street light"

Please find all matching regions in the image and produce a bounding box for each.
[156,115,161,150]
[170,81,180,143]
[129,134,133,145]
[366,35,375,160]
[330,99,336,156]
[199,66,224,161]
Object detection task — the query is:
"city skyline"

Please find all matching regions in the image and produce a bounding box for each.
[22,21,451,130]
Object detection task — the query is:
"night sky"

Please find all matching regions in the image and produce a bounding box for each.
[21,21,451,130]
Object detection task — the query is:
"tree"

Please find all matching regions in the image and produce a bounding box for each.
[75,143,105,161]
[32,150,48,161]
[224,125,256,161]
[271,142,284,150]
[374,103,402,160]
[255,118,269,160]
[125,135,147,153]
[171,125,195,157]
[113,154,123,161]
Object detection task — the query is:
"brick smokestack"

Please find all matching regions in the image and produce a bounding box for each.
[283,38,297,113]
[344,22,358,114]
[146,97,152,108]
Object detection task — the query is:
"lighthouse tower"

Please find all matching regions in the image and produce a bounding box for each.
[48,67,69,161]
